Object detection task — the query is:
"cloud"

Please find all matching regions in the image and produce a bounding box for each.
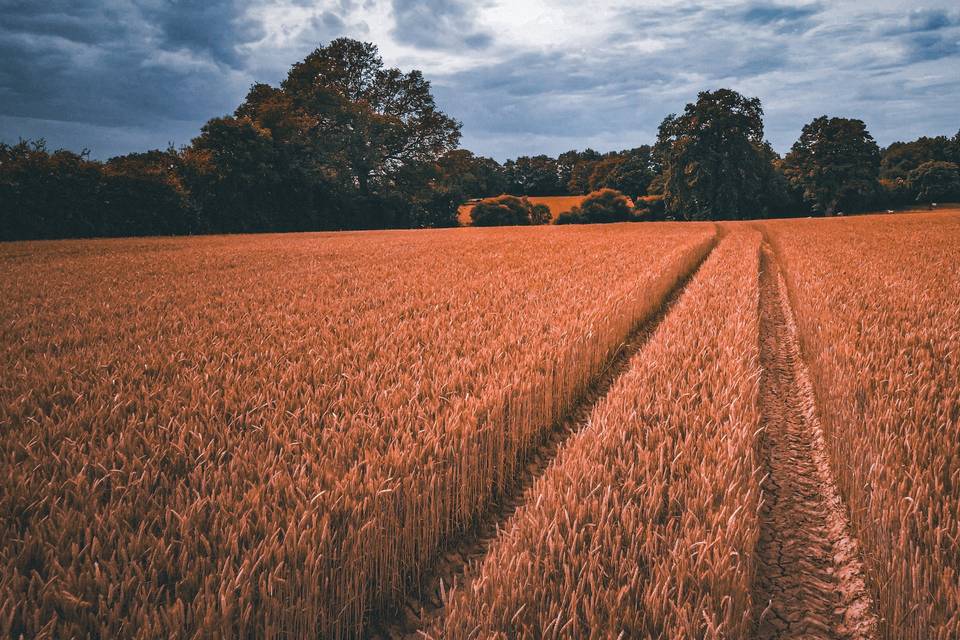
[390,0,492,50]
[1,0,958,160]
[885,8,959,34]
[139,0,267,69]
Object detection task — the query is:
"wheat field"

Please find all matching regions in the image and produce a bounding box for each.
[1,212,958,639]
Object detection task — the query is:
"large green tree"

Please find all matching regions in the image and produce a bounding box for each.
[909,161,960,203]
[783,116,880,215]
[226,38,462,228]
[587,146,658,199]
[503,155,560,196]
[433,149,506,199]
[880,135,956,181]
[656,89,773,220]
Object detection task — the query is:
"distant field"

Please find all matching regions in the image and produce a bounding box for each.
[458,195,589,224]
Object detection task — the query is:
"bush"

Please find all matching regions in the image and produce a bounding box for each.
[470,195,551,226]
[557,189,636,224]
[555,210,587,225]
[635,194,667,220]
[908,161,960,203]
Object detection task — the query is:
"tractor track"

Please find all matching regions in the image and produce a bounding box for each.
[364,238,718,639]
[753,243,878,640]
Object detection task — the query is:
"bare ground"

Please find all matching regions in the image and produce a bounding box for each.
[364,240,717,639]
[754,243,879,640]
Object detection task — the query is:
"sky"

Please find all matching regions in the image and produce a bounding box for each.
[1,0,958,161]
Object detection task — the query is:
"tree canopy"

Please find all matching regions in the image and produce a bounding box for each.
[656,89,776,220]
[909,161,960,203]
[783,116,881,215]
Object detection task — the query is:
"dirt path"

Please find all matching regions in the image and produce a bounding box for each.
[364,241,717,639]
[754,244,878,640]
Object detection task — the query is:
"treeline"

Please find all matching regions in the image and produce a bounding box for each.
[2,40,959,240]
[468,91,960,220]
[1,39,464,241]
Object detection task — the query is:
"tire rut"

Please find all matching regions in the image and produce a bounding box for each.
[754,243,878,640]
[364,239,718,640]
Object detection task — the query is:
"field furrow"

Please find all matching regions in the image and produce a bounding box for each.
[753,243,878,640]
[765,212,960,639]
[431,230,763,638]
[366,233,717,640]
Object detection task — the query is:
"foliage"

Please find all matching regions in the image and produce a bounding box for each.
[503,155,561,196]
[562,148,603,194]
[586,146,658,199]
[656,89,776,220]
[0,139,193,240]
[433,149,505,199]
[908,160,960,203]
[880,135,958,182]
[409,186,463,228]
[783,116,881,215]
[470,194,551,226]
[1,39,461,240]
[556,188,636,224]
[635,194,667,220]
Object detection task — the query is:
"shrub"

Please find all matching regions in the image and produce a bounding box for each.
[635,194,667,220]
[555,210,587,225]
[558,189,636,224]
[470,195,550,226]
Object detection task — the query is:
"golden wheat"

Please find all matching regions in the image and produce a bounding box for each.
[435,231,763,638]
[0,223,714,638]
[765,211,960,640]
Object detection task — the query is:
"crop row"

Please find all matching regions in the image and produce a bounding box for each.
[434,231,763,638]
[0,224,714,638]
[767,212,960,639]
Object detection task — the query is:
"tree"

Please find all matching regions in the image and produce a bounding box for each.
[0,139,103,240]
[227,38,461,229]
[182,116,291,233]
[275,38,461,196]
[586,146,658,199]
[656,89,772,220]
[556,189,635,224]
[503,155,560,196]
[433,150,505,199]
[908,161,960,203]
[407,186,463,228]
[783,116,881,215]
[470,195,550,226]
[565,149,602,194]
[880,136,955,181]
[101,149,194,236]
[556,150,580,194]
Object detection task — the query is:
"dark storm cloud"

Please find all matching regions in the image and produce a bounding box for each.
[0,0,356,156]
[1,1,958,160]
[139,0,266,68]
[0,1,249,131]
[390,0,492,50]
